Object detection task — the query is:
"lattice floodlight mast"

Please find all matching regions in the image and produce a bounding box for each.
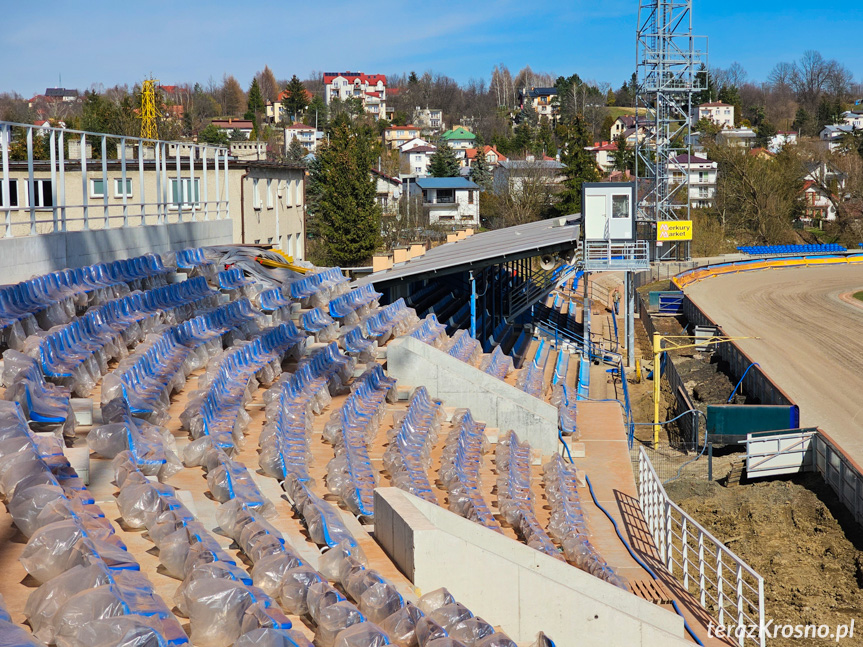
[140,78,159,140]
[635,1,706,259]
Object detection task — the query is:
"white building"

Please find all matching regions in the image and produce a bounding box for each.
[399,137,432,153]
[669,154,718,208]
[840,111,863,129]
[284,123,319,153]
[371,169,402,216]
[401,145,437,177]
[413,107,444,133]
[697,102,735,129]
[585,141,619,174]
[716,127,756,149]
[323,72,387,120]
[820,124,855,152]
[768,131,798,153]
[414,177,479,225]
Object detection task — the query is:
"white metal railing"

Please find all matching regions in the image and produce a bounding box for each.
[582,240,650,271]
[0,121,230,238]
[638,447,765,647]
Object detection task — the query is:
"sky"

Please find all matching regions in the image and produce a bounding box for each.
[2,0,862,97]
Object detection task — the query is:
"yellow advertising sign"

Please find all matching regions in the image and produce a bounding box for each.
[657,220,693,241]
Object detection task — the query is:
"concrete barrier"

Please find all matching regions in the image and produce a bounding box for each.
[374,487,690,647]
[385,335,560,455]
[0,220,233,283]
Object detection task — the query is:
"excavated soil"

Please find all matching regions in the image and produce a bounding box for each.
[666,474,863,646]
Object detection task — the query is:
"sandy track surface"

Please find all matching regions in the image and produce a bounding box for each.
[685,264,863,461]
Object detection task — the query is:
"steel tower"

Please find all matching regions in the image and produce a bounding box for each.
[635,1,706,259]
[140,78,159,140]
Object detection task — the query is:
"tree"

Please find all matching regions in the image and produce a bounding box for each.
[305,95,327,129]
[556,117,598,215]
[198,123,229,146]
[245,78,265,120]
[307,123,381,266]
[221,75,245,117]
[229,128,246,141]
[718,85,742,126]
[428,143,460,177]
[611,133,634,174]
[470,149,493,190]
[283,75,309,122]
[285,137,307,164]
[793,107,816,137]
[754,119,777,148]
[257,65,279,103]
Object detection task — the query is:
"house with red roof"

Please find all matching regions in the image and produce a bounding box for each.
[323,72,387,120]
[266,88,316,123]
[465,145,508,168]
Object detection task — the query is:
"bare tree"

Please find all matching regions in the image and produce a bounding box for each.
[256,65,279,104]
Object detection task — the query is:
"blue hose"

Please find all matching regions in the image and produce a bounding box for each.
[584,473,705,646]
[727,362,759,402]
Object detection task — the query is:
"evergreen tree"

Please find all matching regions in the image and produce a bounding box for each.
[717,85,742,126]
[307,123,381,266]
[536,119,556,157]
[285,137,307,164]
[611,133,634,174]
[754,120,777,148]
[470,149,493,190]
[428,143,461,177]
[557,117,599,216]
[793,107,815,137]
[408,71,419,85]
[284,75,309,122]
[305,95,327,129]
[198,123,229,146]
[245,78,265,125]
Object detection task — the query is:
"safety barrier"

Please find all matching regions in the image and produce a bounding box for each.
[639,447,766,647]
[673,253,863,289]
[812,431,863,527]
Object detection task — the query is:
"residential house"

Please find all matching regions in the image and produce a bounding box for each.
[1,157,306,256]
[371,169,402,215]
[820,124,856,152]
[840,111,863,129]
[768,131,798,153]
[413,108,444,133]
[383,125,422,150]
[211,118,254,139]
[230,141,267,161]
[284,123,319,153]
[493,159,565,196]
[669,154,718,208]
[609,115,651,145]
[585,141,618,174]
[440,127,477,163]
[266,88,315,123]
[748,147,776,161]
[518,87,559,119]
[801,181,838,222]
[414,177,480,225]
[323,72,387,120]
[465,145,507,168]
[716,127,756,149]
[43,88,79,102]
[400,145,437,177]
[696,101,735,128]
[398,137,432,153]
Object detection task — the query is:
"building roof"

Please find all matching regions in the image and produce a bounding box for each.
[699,101,733,108]
[465,145,507,161]
[276,88,314,103]
[44,87,78,98]
[371,168,402,185]
[160,85,178,94]
[356,215,581,287]
[323,72,387,85]
[211,118,254,129]
[440,127,476,141]
[415,177,479,190]
[385,125,421,132]
[285,123,316,130]
[525,87,557,98]
[588,141,618,152]
[405,146,437,154]
[671,154,714,165]
[498,159,565,170]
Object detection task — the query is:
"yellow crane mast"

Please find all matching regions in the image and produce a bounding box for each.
[140,78,159,140]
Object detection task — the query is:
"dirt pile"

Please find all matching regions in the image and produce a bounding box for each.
[666,474,863,646]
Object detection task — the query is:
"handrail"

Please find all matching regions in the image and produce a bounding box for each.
[638,447,766,646]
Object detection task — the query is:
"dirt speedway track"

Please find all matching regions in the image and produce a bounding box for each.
[685,264,863,461]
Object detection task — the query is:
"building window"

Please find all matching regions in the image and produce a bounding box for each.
[611,194,630,219]
[295,180,302,206]
[252,178,261,210]
[90,178,105,198]
[114,178,133,198]
[266,179,274,209]
[31,179,53,208]
[1,179,19,207]
[468,190,474,204]
[169,178,200,209]
[435,189,455,204]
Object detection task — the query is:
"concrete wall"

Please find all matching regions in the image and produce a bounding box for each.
[386,335,559,455]
[0,219,232,284]
[374,488,690,647]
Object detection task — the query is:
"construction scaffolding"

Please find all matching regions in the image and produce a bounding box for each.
[635,1,706,260]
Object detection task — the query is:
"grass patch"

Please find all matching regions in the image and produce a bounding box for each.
[606,106,645,120]
[854,291,863,302]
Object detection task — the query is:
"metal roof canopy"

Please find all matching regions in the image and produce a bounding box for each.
[357,215,581,288]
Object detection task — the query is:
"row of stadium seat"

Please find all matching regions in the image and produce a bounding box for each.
[737,243,846,254]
